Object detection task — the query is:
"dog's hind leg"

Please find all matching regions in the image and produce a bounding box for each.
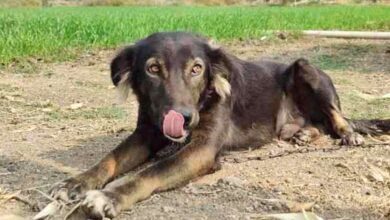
[292,125,321,145]
[287,58,364,146]
[279,122,320,145]
[279,123,302,141]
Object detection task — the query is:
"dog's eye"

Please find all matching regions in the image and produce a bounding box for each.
[191,64,202,76]
[148,64,160,74]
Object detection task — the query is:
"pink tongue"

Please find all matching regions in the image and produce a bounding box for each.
[163,110,185,138]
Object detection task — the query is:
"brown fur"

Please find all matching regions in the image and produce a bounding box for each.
[49,32,390,219]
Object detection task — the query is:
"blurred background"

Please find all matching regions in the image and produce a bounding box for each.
[0,0,387,7]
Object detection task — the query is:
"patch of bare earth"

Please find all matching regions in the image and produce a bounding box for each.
[0,37,389,219]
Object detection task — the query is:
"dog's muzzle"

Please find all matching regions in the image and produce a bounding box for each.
[162,109,198,143]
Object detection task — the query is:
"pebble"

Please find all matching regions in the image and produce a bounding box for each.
[362,187,371,195]
[284,178,292,183]
[69,103,83,110]
[162,206,175,213]
[245,206,255,212]
[218,176,247,188]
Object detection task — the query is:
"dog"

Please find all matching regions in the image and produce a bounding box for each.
[49,32,390,219]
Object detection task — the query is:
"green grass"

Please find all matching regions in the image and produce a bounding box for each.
[45,106,126,121]
[340,92,390,119]
[1,5,389,66]
[76,106,126,119]
[312,54,351,70]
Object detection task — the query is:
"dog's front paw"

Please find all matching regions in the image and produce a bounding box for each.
[81,190,121,219]
[340,132,364,146]
[49,178,88,202]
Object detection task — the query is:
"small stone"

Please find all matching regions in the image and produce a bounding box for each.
[162,206,174,213]
[245,206,254,212]
[335,162,349,169]
[272,187,283,195]
[362,187,371,195]
[41,108,53,112]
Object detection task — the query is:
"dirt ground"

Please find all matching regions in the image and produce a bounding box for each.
[0,37,390,220]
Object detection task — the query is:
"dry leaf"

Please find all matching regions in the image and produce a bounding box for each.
[381,93,390,99]
[286,201,315,212]
[377,135,390,142]
[367,163,389,183]
[12,126,37,133]
[41,108,53,112]
[33,201,62,220]
[353,90,375,100]
[69,103,83,110]
[352,90,390,100]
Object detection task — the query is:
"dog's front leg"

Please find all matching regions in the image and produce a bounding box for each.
[80,138,219,219]
[327,108,365,146]
[50,126,165,201]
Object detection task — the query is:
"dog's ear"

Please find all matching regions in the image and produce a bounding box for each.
[111,46,135,101]
[207,42,243,102]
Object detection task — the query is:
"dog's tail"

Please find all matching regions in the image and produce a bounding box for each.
[348,119,390,135]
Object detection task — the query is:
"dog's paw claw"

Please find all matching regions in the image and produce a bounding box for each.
[49,179,85,202]
[340,132,364,146]
[81,190,120,219]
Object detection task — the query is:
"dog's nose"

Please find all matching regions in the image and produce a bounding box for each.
[180,110,193,128]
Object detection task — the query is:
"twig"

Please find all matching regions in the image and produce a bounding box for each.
[0,190,21,204]
[122,209,135,216]
[0,190,39,211]
[368,142,390,146]
[224,141,388,164]
[30,189,56,203]
[23,184,52,191]
[0,183,53,208]
[303,30,390,40]
[64,201,81,220]
[247,196,282,203]
[10,194,39,211]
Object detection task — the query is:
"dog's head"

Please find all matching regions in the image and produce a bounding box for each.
[111,32,239,142]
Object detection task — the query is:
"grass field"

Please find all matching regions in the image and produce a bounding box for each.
[0,5,389,66]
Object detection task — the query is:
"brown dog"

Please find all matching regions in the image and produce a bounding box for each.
[49,32,390,219]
